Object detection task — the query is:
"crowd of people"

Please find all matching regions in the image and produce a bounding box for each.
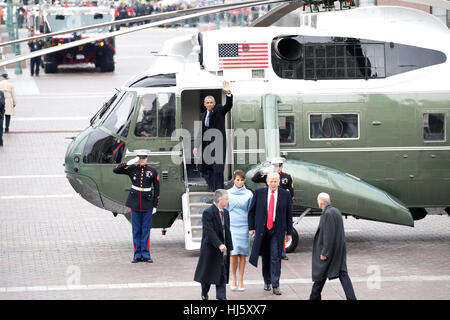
[113,0,270,27]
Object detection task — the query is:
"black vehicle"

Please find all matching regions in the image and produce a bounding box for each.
[42,7,115,73]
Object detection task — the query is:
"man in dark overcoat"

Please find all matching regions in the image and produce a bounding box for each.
[194,189,233,300]
[310,192,357,300]
[193,81,232,191]
[248,172,293,295]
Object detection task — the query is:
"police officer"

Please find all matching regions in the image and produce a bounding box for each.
[113,150,160,263]
[251,157,294,260]
[27,38,44,77]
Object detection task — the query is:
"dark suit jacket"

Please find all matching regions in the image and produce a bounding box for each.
[248,187,293,267]
[312,204,348,281]
[194,94,233,172]
[194,204,233,285]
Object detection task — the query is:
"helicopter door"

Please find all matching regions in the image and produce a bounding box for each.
[180,89,232,187]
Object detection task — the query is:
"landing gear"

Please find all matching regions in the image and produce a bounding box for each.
[285,228,299,253]
[409,207,428,220]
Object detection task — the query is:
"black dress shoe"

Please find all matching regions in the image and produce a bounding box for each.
[264,283,271,291]
[142,258,153,263]
[282,255,289,261]
[131,258,142,263]
[273,287,282,295]
[201,295,208,300]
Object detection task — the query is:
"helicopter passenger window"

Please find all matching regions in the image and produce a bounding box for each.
[135,94,157,137]
[279,116,295,144]
[157,93,176,137]
[309,114,359,140]
[82,129,125,164]
[102,92,136,138]
[423,113,445,142]
[135,93,176,138]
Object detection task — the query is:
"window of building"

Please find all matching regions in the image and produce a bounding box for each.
[279,115,295,144]
[309,113,359,140]
[135,93,176,138]
[423,113,445,142]
[102,91,136,138]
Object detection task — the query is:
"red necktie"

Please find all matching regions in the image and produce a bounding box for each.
[267,191,275,230]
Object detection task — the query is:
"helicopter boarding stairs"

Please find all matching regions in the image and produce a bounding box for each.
[180,95,283,250]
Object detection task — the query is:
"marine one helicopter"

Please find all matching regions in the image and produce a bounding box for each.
[2,0,450,252]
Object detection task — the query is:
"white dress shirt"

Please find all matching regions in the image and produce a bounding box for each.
[267,188,278,222]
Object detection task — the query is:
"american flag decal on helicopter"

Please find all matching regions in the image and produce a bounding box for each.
[218,43,269,69]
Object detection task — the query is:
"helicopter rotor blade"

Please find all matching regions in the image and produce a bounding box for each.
[0,0,283,49]
[397,0,450,10]
[250,1,304,27]
[0,0,286,68]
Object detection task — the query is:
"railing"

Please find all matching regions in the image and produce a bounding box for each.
[181,136,190,192]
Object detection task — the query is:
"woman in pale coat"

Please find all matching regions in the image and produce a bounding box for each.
[0,73,16,133]
[226,170,253,291]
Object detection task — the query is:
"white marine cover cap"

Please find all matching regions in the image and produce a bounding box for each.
[135,149,150,157]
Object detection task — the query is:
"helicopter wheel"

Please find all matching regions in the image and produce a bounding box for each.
[285,228,299,253]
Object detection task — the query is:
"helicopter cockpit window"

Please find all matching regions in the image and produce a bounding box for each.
[82,129,125,164]
[135,93,176,138]
[423,113,445,142]
[279,115,295,144]
[90,92,122,126]
[102,91,136,138]
[128,73,176,88]
[309,113,359,140]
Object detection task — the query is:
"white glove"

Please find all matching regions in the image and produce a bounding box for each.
[261,165,275,175]
[126,156,139,166]
[152,208,157,215]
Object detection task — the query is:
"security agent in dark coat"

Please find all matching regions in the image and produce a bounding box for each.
[194,189,233,300]
[193,81,232,191]
[310,192,356,300]
[113,150,160,263]
[248,172,293,295]
[27,39,44,77]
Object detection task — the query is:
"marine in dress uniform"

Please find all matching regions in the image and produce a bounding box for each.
[113,150,160,263]
[251,157,294,199]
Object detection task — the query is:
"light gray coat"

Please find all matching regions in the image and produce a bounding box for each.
[0,79,16,116]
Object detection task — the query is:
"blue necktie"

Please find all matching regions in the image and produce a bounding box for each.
[205,112,210,128]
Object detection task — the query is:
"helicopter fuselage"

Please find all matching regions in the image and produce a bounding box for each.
[64,6,450,229]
